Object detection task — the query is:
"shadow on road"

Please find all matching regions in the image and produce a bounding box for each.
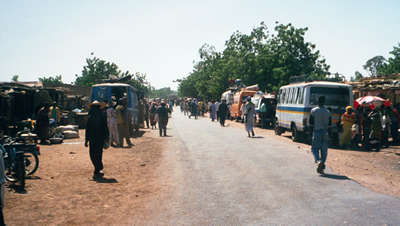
[94,177,118,183]
[320,173,349,180]
[251,136,264,139]
[26,175,41,180]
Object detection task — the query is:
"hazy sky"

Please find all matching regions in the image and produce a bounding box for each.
[1,0,399,89]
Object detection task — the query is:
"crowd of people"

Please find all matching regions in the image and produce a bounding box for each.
[85,97,174,180]
[85,94,400,179]
[338,101,400,151]
[180,97,256,137]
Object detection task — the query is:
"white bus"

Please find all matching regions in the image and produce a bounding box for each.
[274,81,353,143]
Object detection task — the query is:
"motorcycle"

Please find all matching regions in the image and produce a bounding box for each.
[0,142,25,189]
[1,130,40,178]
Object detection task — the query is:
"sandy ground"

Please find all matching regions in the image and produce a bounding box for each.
[5,116,400,225]
[226,118,400,197]
[5,128,166,225]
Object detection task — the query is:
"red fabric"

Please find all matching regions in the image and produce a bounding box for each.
[369,104,375,110]
[353,100,359,109]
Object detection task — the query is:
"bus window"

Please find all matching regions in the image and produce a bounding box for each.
[309,87,350,107]
[286,88,291,104]
[292,87,298,104]
[282,88,287,104]
[298,87,304,104]
[293,87,298,104]
[288,88,294,104]
[279,89,284,104]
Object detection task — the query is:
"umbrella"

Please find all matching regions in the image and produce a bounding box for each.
[356,96,387,106]
[356,96,385,105]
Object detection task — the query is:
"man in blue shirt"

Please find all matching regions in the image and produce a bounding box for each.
[309,96,331,174]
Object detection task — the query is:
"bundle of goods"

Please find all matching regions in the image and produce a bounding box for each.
[56,125,79,139]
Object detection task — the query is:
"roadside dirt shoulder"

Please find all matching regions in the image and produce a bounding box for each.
[5,128,166,225]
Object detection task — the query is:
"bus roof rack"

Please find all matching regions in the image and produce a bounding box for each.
[289,74,345,84]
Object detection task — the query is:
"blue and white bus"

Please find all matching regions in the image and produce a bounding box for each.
[274,81,353,143]
[90,83,139,129]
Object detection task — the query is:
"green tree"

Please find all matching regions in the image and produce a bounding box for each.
[353,71,363,81]
[363,55,386,77]
[74,56,120,87]
[177,22,330,100]
[74,54,151,96]
[11,75,19,82]
[149,87,177,99]
[378,43,400,75]
[39,75,64,87]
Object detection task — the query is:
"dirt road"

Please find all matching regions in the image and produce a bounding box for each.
[5,111,400,225]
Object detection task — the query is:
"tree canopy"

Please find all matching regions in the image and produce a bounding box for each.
[39,75,64,87]
[74,54,151,95]
[363,56,386,77]
[149,87,177,99]
[377,43,400,76]
[177,22,330,100]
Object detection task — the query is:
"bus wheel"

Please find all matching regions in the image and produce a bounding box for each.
[274,122,283,136]
[291,125,301,142]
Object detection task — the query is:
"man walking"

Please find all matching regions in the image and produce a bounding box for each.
[218,99,228,126]
[156,101,169,136]
[243,97,256,137]
[215,101,221,122]
[309,96,331,174]
[85,101,109,180]
[209,100,217,121]
[36,104,50,145]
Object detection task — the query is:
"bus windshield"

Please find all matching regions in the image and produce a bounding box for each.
[309,87,350,107]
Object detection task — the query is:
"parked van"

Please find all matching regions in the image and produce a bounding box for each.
[230,89,257,121]
[252,93,276,128]
[90,83,139,128]
[275,81,353,143]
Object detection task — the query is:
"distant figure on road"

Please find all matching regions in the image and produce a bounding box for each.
[215,101,220,121]
[243,97,256,137]
[85,100,109,180]
[218,99,228,127]
[144,99,150,129]
[116,98,133,148]
[150,101,158,129]
[209,100,217,121]
[157,101,170,136]
[309,96,331,174]
[36,104,50,145]
[189,100,198,119]
[106,101,120,147]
